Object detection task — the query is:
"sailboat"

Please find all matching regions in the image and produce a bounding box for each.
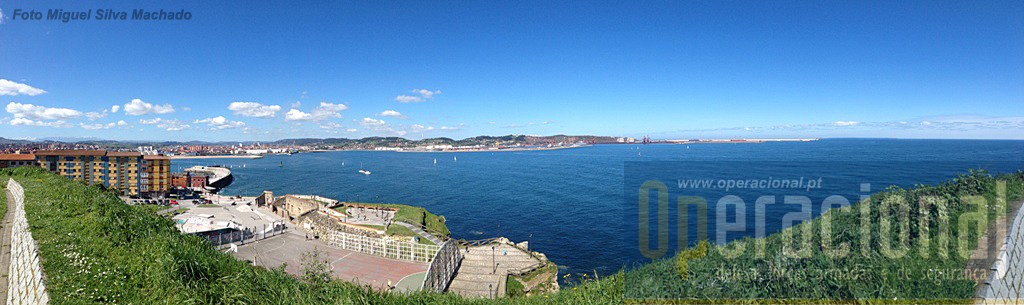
[454,156,457,162]
[433,158,437,166]
[358,162,371,175]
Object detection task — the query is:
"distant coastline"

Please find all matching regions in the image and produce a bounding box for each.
[169,155,263,159]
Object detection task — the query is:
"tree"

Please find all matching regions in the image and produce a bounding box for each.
[300,247,332,289]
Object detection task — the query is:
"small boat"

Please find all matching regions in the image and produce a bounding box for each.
[358,169,371,175]
[433,158,437,165]
[454,156,457,162]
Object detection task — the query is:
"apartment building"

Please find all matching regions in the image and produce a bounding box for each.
[11,150,171,197]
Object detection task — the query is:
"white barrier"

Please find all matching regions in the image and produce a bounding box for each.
[326,230,439,263]
[6,178,49,305]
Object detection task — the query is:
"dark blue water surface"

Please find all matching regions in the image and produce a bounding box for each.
[171,139,1024,277]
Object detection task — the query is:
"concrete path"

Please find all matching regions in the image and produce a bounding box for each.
[1,188,17,304]
[393,221,443,245]
[448,243,542,299]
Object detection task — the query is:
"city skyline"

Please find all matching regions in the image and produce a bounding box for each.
[2,0,1022,140]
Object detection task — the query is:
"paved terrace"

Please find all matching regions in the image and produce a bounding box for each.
[231,229,428,291]
[448,243,543,299]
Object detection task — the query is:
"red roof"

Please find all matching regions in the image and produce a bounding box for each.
[107,152,142,157]
[0,154,36,161]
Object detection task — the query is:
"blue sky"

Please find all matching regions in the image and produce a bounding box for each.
[1,0,1022,141]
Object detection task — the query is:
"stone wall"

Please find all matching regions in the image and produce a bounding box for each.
[297,209,382,238]
[979,201,1024,303]
[6,178,49,305]
[272,195,320,222]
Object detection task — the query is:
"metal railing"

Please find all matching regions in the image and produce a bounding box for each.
[196,222,288,247]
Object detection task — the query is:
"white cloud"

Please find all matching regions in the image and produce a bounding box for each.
[228,102,282,118]
[411,124,435,132]
[123,99,175,116]
[111,105,120,113]
[284,102,348,121]
[285,109,312,121]
[291,101,301,109]
[317,102,348,112]
[158,120,189,131]
[831,121,859,127]
[84,110,109,121]
[0,79,47,96]
[138,118,188,131]
[346,128,357,132]
[6,102,81,120]
[412,89,441,99]
[194,116,245,129]
[79,120,129,130]
[9,118,73,128]
[395,88,441,103]
[440,126,460,131]
[377,110,408,119]
[138,118,166,124]
[394,95,426,103]
[359,117,388,128]
[320,122,344,130]
[182,107,192,111]
[487,122,496,125]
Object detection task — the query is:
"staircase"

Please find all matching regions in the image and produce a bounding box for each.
[447,243,542,299]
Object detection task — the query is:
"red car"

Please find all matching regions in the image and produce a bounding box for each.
[171,200,178,205]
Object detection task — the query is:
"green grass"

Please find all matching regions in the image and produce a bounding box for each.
[506,277,526,297]
[135,204,173,214]
[2,166,1023,304]
[385,224,436,245]
[197,204,220,208]
[358,224,436,245]
[0,181,6,226]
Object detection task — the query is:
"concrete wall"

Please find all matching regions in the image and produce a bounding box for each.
[5,178,49,305]
[422,239,463,293]
[979,202,1024,303]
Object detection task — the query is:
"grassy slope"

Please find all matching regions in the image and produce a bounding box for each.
[625,169,1024,301]
[3,166,1022,304]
